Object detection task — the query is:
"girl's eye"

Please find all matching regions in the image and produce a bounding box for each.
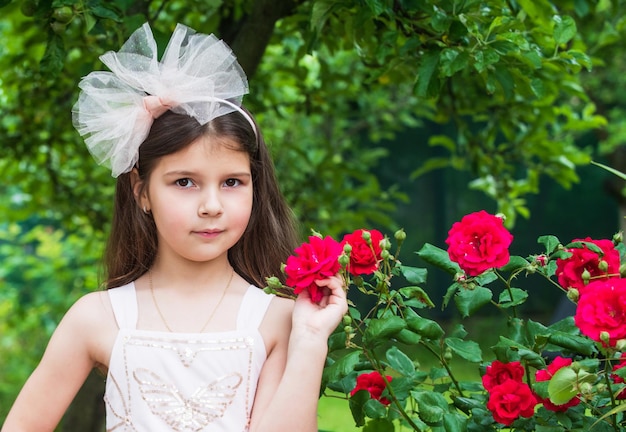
[224,178,240,187]
[175,178,195,188]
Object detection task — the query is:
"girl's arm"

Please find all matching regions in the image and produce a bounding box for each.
[250,275,348,432]
[1,292,110,432]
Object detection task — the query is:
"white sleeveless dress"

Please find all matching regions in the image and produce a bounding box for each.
[104,282,273,432]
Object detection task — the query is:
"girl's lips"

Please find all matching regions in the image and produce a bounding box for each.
[193,229,223,238]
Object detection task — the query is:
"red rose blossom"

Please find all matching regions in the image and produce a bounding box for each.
[574,278,626,346]
[556,237,620,291]
[350,371,393,405]
[284,235,342,303]
[535,356,581,412]
[486,379,537,426]
[445,210,513,276]
[482,360,524,391]
[341,229,384,276]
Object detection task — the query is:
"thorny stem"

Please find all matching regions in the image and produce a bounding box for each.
[494,270,518,319]
[603,360,620,432]
[421,341,465,397]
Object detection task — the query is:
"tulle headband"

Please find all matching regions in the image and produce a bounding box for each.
[72,22,256,177]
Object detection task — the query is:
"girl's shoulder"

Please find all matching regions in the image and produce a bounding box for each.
[267,295,295,321]
[66,290,116,324]
[60,290,118,344]
[259,295,294,343]
[49,289,119,369]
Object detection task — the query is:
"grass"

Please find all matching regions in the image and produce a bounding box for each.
[318,393,361,432]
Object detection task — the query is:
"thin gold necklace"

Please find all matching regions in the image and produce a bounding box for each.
[148,268,234,333]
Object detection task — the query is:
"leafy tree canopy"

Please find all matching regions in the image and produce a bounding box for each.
[0,0,624,234]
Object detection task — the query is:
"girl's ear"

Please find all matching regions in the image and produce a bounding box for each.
[130,168,149,212]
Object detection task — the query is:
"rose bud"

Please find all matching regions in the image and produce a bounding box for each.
[394,229,406,242]
[566,288,579,303]
[598,260,609,273]
[582,269,591,284]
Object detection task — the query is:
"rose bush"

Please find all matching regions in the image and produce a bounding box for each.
[266,212,626,431]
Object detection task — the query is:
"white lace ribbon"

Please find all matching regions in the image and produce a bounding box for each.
[72,22,254,177]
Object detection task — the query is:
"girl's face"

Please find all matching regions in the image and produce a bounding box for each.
[141,136,253,264]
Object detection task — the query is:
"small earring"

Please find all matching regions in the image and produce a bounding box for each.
[143,206,150,214]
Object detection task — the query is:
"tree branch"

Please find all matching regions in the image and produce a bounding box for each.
[220,0,305,78]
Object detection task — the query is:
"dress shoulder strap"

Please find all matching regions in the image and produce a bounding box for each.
[107,282,138,330]
[236,285,274,330]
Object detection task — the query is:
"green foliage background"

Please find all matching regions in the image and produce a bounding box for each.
[1,0,626,428]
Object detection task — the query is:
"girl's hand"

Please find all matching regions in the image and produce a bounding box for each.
[291,275,348,339]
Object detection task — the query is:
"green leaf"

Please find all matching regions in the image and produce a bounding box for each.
[546,331,596,356]
[491,337,546,369]
[310,0,336,34]
[499,256,529,272]
[454,286,492,317]
[395,329,422,345]
[407,315,444,340]
[444,337,483,362]
[363,418,395,432]
[349,389,370,426]
[547,366,579,405]
[442,283,460,309]
[537,235,561,253]
[440,48,469,77]
[566,240,603,255]
[325,371,358,394]
[0,0,12,8]
[324,350,361,382]
[492,66,514,99]
[386,345,415,376]
[474,271,498,286]
[415,50,440,98]
[443,412,469,432]
[400,265,428,284]
[498,288,528,308]
[40,34,65,76]
[553,15,577,45]
[363,316,407,345]
[416,243,459,275]
[398,286,435,308]
[390,375,423,400]
[412,390,448,423]
[88,3,122,21]
[363,398,388,419]
[364,0,386,16]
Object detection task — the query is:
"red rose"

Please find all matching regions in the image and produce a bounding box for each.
[445,211,513,276]
[535,356,580,412]
[350,371,393,405]
[341,229,384,275]
[482,360,524,391]
[611,353,626,400]
[574,278,626,346]
[486,379,537,426]
[284,235,342,303]
[556,237,620,291]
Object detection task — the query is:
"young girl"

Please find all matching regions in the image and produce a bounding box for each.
[2,23,348,431]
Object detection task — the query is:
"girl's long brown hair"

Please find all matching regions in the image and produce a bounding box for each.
[104,109,299,289]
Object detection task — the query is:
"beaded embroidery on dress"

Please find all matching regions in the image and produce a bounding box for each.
[104,283,273,432]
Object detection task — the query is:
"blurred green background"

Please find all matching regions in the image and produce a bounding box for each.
[2,0,626,430]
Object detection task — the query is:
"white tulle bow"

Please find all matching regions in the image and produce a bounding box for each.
[72,22,252,177]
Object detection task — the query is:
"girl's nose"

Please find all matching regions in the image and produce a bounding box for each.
[198,190,223,217]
